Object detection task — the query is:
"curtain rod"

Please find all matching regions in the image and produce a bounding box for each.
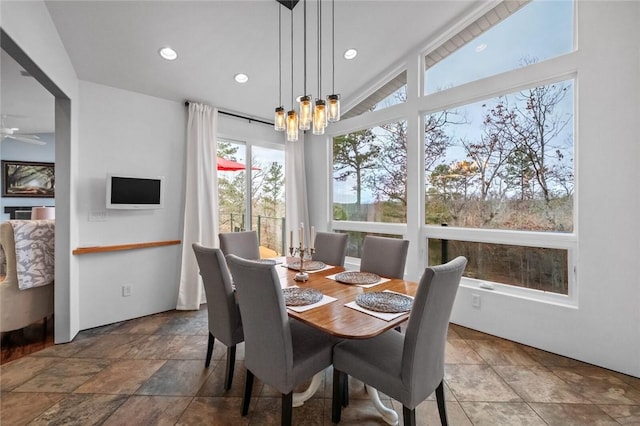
[184,101,273,127]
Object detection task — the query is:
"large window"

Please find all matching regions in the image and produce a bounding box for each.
[425,79,574,232]
[425,0,574,94]
[333,121,408,223]
[217,140,285,256]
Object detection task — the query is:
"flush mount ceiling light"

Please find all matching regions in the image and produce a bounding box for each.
[158,46,178,61]
[234,73,249,83]
[475,43,487,53]
[343,48,358,60]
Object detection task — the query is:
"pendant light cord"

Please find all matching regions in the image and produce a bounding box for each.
[278,5,282,106]
[317,0,322,97]
[291,9,294,108]
[303,0,307,95]
[331,0,335,93]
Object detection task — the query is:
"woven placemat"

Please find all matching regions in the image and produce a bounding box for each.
[335,271,381,285]
[283,287,323,306]
[287,260,326,271]
[355,292,413,313]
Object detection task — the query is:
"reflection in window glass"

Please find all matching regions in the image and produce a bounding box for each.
[333,121,408,223]
[217,140,247,233]
[337,230,402,259]
[428,239,568,295]
[251,146,286,256]
[425,0,574,94]
[425,80,574,232]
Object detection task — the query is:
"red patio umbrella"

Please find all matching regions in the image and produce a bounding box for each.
[216,157,246,171]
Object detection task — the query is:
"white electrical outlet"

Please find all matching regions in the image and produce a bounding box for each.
[122,285,132,297]
[89,211,108,222]
[472,294,481,308]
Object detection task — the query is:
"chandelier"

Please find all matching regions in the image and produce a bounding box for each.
[274,0,341,142]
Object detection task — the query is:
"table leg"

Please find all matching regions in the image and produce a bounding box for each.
[292,372,323,407]
[366,385,399,425]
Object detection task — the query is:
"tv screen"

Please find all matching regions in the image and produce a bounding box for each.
[106,174,164,209]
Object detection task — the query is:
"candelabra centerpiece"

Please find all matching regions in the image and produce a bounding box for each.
[289,244,315,282]
[289,222,315,282]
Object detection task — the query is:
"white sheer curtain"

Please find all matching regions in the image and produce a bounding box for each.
[285,132,310,246]
[176,103,218,310]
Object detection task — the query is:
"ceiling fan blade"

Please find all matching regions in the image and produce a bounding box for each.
[4,134,46,145]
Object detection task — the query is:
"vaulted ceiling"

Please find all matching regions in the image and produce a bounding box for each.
[2,1,483,133]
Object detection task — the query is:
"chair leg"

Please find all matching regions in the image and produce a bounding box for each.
[241,370,254,416]
[343,374,349,407]
[332,369,343,423]
[281,391,293,426]
[402,406,416,426]
[224,345,237,390]
[435,380,448,426]
[205,332,214,368]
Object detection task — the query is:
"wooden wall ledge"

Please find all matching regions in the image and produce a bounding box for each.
[73,240,181,255]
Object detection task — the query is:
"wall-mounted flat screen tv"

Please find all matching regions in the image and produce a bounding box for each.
[106,174,164,210]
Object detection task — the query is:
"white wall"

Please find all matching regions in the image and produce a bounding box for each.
[0,134,56,220]
[77,81,186,329]
[1,0,80,342]
[306,1,640,377]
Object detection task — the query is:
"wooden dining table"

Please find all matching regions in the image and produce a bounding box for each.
[275,257,418,425]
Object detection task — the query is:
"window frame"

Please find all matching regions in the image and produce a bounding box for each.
[327,0,577,307]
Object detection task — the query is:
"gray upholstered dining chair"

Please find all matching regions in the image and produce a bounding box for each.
[226,254,337,426]
[219,230,260,260]
[192,243,244,390]
[360,235,410,279]
[312,231,348,266]
[332,256,467,426]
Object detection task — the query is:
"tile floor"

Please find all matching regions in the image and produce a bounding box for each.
[1,307,640,425]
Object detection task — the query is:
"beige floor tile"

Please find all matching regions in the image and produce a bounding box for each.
[249,396,325,426]
[597,404,640,424]
[493,365,590,404]
[391,399,472,426]
[136,359,212,396]
[171,334,209,360]
[466,339,539,366]
[72,334,145,359]
[445,364,522,402]
[331,398,393,425]
[12,357,111,393]
[29,393,128,426]
[0,392,65,425]
[445,339,486,364]
[460,401,547,426]
[176,396,249,425]
[101,395,192,426]
[74,359,166,394]
[550,365,640,405]
[530,403,619,425]
[519,345,591,368]
[0,356,59,391]
[119,334,190,359]
[197,359,251,398]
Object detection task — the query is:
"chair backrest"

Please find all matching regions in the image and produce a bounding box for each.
[192,243,243,346]
[219,231,260,260]
[312,232,348,266]
[401,256,467,406]
[360,236,409,279]
[226,254,294,392]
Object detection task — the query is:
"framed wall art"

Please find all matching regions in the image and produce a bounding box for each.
[2,160,55,198]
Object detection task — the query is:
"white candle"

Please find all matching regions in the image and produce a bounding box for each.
[300,223,304,247]
[310,226,315,249]
[290,230,293,248]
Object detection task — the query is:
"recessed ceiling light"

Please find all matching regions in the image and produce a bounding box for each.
[158,47,178,61]
[475,43,487,53]
[344,48,358,60]
[234,73,249,83]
